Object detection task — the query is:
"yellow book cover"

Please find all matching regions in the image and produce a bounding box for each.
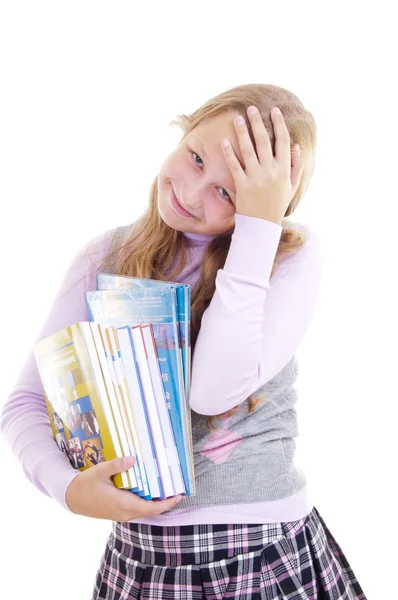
[33,321,130,489]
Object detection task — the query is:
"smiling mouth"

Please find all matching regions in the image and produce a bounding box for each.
[171,186,195,218]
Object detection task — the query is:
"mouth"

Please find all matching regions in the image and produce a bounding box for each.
[171,186,195,218]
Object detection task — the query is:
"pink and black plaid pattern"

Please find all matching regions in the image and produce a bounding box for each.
[92,506,367,599]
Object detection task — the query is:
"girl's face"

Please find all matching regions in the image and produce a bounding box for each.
[157,111,245,236]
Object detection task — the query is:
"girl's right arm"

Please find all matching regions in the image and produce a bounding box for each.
[0,230,182,520]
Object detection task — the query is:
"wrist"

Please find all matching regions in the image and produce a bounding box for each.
[235,208,283,226]
[65,473,81,513]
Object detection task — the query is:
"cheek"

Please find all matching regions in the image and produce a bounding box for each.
[158,152,181,179]
[171,158,187,180]
[203,199,232,222]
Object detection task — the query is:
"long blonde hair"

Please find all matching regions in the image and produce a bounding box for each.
[95,83,317,432]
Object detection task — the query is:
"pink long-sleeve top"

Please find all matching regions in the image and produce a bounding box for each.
[1,213,323,525]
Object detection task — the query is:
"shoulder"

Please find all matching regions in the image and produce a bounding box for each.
[73,223,131,265]
[77,226,118,260]
[77,220,140,274]
[59,227,119,288]
[86,221,139,252]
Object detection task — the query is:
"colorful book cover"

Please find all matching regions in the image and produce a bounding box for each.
[140,323,185,496]
[89,321,136,489]
[96,273,191,405]
[107,325,149,497]
[95,273,194,495]
[33,322,134,489]
[97,324,141,492]
[116,325,162,499]
[86,284,195,496]
[129,324,175,498]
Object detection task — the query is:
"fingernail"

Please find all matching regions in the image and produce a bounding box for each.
[273,107,281,115]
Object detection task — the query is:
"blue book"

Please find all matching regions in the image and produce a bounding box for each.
[96,274,191,409]
[116,324,164,500]
[86,281,195,497]
[96,273,193,495]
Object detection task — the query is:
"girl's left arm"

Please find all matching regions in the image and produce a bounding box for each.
[189,216,324,416]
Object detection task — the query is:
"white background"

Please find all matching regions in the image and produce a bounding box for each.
[1,2,397,598]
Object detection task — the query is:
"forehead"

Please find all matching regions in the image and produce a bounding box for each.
[192,113,237,145]
[190,112,245,167]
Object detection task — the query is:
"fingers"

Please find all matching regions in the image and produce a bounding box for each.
[223,107,292,180]
[221,138,246,185]
[246,106,273,165]
[271,107,292,169]
[98,455,135,478]
[148,494,183,515]
[233,113,259,172]
[120,494,183,521]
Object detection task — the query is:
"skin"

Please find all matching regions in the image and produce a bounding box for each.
[157,106,302,233]
[157,111,242,236]
[65,456,184,521]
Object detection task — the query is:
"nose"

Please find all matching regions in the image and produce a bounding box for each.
[178,189,201,214]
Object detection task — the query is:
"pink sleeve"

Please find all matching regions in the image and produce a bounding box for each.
[188,214,324,416]
[0,228,114,511]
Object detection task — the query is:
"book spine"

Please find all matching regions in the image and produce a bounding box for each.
[141,325,186,496]
[116,326,161,499]
[91,323,135,488]
[131,325,174,499]
[82,322,127,489]
[109,327,149,497]
[101,325,139,491]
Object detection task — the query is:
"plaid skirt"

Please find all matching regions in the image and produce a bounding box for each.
[91,505,367,599]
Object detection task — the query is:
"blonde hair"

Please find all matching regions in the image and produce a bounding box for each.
[94,83,317,433]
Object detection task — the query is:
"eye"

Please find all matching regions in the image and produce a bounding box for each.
[189,151,232,203]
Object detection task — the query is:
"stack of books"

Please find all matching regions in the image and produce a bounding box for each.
[33,273,195,501]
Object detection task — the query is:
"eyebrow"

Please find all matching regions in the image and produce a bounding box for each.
[195,138,236,195]
[196,139,207,159]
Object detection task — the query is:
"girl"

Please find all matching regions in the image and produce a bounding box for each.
[1,83,368,599]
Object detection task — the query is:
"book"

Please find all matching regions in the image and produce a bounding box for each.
[33,322,136,490]
[106,325,149,497]
[115,325,163,498]
[140,324,185,495]
[33,277,196,500]
[90,322,143,494]
[95,273,194,495]
[96,274,191,408]
[86,279,195,496]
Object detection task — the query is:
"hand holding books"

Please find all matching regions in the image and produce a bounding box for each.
[65,456,183,522]
[33,272,195,508]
